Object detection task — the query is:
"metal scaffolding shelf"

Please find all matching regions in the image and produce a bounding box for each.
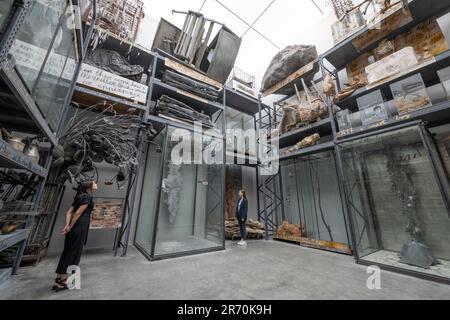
[279,141,335,161]
[336,100,450,140]
[90,26,155,69]
[322,0,450,70]
[275,118,333,149]
[0,229,29,286]
[153,49,223,90]
[219,86,260,116]
[0,138,48,178]
[151,78,223,116]
[73,85,147,112]
[0,58,57,145]
[336,50,450,111]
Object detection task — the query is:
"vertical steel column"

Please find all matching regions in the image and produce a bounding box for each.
[150,126,169,259]
[221,89,227,248]
[0,0,32,61]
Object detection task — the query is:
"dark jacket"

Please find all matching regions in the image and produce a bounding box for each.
[235,198,248,221]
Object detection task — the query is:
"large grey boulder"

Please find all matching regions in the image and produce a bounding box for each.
[261,45,319,95]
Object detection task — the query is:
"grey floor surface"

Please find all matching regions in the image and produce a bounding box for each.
[0,240,449,300]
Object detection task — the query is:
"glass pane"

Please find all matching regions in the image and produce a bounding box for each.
[277,152,349,251]
[12,0,66,90]
[33,20,77,130]
[154,126,224,257]
[340,125,450,279]
[135,131,165,256]
[279,159,301,226]
[0,0,14,30]
[226,107,256,156]
[196,164,223,245]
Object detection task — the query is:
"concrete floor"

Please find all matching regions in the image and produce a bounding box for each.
[0,241,449,300]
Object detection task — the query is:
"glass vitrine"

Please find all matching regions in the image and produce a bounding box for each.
[226,107,256,156]
[9,0,79,131]
[338,125,450,280]
[277,151,350,252]
[135,125,225,260]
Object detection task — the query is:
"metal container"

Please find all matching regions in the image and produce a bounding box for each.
[7,137,25,152]
[23,143,40,163]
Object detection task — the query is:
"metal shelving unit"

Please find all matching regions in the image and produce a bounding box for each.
[151,78,223,116]
[0,137,48,177]
[335,50,450,111]
[322,0,450,71]
[0,229,29,285]
[316,0,450,283]
[0,0,96,272]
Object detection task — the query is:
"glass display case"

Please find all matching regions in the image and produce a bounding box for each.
[135,126,225,260]
[9,0,79,131]
[276,151,350,253]
[390,74,432,115]
[338,125,450,280]
[226,107,256,156]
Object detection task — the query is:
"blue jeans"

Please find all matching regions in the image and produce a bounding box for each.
[238,220,247,241]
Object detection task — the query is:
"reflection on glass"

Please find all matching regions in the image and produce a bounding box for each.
[226,107,256,156]
[135,131,165,254]
[339,125,450,280]
[11,0,77,130]
[277,151,349,249]
[12,0,66,89]
[135,126,224,259]
[0,0,14,30]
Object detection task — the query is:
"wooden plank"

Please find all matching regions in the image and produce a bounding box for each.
[165,58,223,89]
[298,238,352,255]
[273,235,301,244]
[176,88,209,104]
[262,61,316,97]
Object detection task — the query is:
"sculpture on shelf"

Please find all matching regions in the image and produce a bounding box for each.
[162,70,220,101]
[286,134,320,154]
[261,45,319,95]
[155,95,214,128]
[162,163,183,224]
[385,153,439,269]
[296,81,327,124]
[54,104,156,189]
[278,103,299,135]
[86,49,145,82]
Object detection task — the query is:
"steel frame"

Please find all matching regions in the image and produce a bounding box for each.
[0,0,96,266]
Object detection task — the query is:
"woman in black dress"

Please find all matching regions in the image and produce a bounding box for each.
[53,180,97,291]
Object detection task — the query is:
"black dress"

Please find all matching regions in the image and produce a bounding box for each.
[56,194,94,274]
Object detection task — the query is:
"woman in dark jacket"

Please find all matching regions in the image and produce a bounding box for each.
[236,190,248,246]
[52,180,97,292]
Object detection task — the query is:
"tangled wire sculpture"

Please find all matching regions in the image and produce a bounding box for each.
[53,104,157,189]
